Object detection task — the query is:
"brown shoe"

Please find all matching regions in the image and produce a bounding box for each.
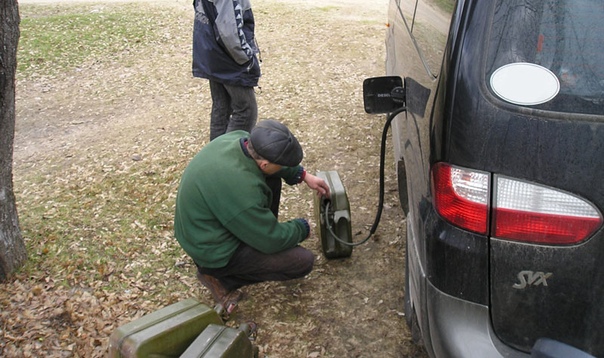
[196,271,244,316]
[196,271,229,304]
[222,289,244,315]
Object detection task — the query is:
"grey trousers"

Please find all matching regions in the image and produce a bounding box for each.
[208,80,257,140]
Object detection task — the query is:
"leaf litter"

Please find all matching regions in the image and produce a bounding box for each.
[3,0,429,357]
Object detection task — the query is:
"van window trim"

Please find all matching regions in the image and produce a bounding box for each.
[395,0,438,79]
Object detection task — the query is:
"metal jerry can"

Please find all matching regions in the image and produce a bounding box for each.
[108,298,223,358]
[313,170,353,259]
[179,323,259,358]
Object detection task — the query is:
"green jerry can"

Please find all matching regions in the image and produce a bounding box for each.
[313,170,353,259]
[108,298,224,358]
[179,323,258,358]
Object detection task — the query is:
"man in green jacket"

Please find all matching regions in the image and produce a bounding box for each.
[174,120,330,314]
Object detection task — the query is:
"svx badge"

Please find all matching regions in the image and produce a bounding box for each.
[513,270,553,289]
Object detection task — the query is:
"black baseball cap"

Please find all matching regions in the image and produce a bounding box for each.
[249,120,303,167]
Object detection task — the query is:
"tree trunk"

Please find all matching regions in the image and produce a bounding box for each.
[0,0,26,281]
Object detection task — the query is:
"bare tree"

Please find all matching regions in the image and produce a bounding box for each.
[0,0,27,281]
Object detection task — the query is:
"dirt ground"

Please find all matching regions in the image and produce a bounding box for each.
[6,0,430,356]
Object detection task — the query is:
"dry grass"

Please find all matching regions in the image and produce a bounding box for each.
[2,0,428,357]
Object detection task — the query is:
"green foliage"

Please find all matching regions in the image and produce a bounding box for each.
[434,0,456,13]
[13,3,193,295]
[18,4,171,77]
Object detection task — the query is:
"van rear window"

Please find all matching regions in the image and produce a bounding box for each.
[486,0,604,116]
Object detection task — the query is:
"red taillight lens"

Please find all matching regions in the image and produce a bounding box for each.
[431,163,603,244]
[432,163,490,234]
[492,177,603,244]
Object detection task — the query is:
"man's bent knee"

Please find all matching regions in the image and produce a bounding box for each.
[288,247,315,278]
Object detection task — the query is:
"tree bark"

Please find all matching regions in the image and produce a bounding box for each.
[0,0,26,281]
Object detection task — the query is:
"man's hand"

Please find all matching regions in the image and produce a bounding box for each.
[303,173,330,198]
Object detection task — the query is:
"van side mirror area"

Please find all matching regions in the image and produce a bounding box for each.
[362,76,406,114]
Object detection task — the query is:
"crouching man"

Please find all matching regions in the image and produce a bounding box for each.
[174,120,330,314]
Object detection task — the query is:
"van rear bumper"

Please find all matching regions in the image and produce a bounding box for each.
[424,281,596,357]
[426,281,528,358]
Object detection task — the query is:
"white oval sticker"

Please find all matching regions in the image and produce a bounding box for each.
[490,62,560,106]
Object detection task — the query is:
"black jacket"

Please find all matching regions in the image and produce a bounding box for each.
[192,0,261,87]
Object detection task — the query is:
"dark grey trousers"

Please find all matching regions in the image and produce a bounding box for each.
[198,243,314,291]
[208,80,257,140]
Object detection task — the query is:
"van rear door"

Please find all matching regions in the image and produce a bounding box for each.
[482,0,604,355]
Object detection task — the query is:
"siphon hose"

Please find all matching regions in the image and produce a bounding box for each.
[323,107,405,247]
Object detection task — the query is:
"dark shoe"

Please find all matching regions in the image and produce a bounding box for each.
[196,271,229,303]
[196,271,243,315]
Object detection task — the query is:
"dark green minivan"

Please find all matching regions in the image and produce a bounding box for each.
[365,0,604,356]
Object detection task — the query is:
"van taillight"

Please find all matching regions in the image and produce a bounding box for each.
[432,163,490,235]
[432,163,603,244]
[492,177,602,244]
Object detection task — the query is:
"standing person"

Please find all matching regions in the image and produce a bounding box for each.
[192,0,261,140]
[174,120,330,314]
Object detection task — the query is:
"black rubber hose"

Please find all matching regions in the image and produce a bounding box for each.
[325,106,405,247]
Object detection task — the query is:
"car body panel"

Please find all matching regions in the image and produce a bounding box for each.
[384,0,604,356]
